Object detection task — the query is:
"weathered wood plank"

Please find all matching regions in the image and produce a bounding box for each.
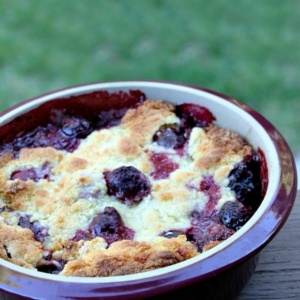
[237,193,300,299]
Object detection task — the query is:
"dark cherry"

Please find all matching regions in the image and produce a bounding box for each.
[12,123,80,153]
[218,201,253,231]
[153,104,215,151]
[10,163,51,182]
[96,107,130,128]
[175,103,216,128]
[12,129,38,150]
[153,124,186,149]
[186,211,234,252]
[152,104,215,153]
[200,176,221,216]
[150,153,179,180]
[61,116,93,138]
[88,207,134,245]
[10,115,92,153]
[18,215,49,243]
[228,153,262,210]
[104,166,151,204]
[37,259,66,274]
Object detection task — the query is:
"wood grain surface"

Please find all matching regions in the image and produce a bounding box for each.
[237,192,300,299]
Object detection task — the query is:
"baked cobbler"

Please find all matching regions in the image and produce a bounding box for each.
[0,90,267,277]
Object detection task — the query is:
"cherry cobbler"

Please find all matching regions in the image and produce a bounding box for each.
[0,90,267,277]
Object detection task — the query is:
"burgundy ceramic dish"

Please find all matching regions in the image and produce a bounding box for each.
[0,81,297,300]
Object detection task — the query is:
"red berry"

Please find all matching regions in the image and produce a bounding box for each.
[88,207,134,245]
[175,103,216,128]
[200,176,221,216]
[150,153,179,180]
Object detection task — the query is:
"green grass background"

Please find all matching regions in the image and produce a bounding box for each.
[0,0,299,154]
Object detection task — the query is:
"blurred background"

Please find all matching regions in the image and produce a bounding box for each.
[0,0,299,168]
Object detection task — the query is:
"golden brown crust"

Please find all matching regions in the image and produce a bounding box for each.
[0,222,43,268]
[19,147,63,163]
[61,236,198,277]
[193,125,252,170]
[0,150,13,168]
[116,136,142,159]
[61,157,88,172]
[0,179,35,210]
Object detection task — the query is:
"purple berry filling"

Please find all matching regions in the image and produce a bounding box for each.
[186,211,234,252]
[152,103,216,153]
[61,116,93,138]
[18,215,49,243]
[175,103,216,128]
[11,118,85,153]
[79,187,102,200]
[10,163,51,182]
[228,153,262,210]
[72,207,134,245]
[150,152,179,180]
[218,201,253,231]
[200,176,221,216]
[153,124,186,150]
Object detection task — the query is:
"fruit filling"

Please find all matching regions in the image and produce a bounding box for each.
[153,124,186,150]
[200,176,221,216]
[186,211,235,252]
[228,153,262,210]
[150,152,179,180]
[0,90,267,277]
[18,215,49,243]
[72,207,135,245]
[10,163,51,182]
